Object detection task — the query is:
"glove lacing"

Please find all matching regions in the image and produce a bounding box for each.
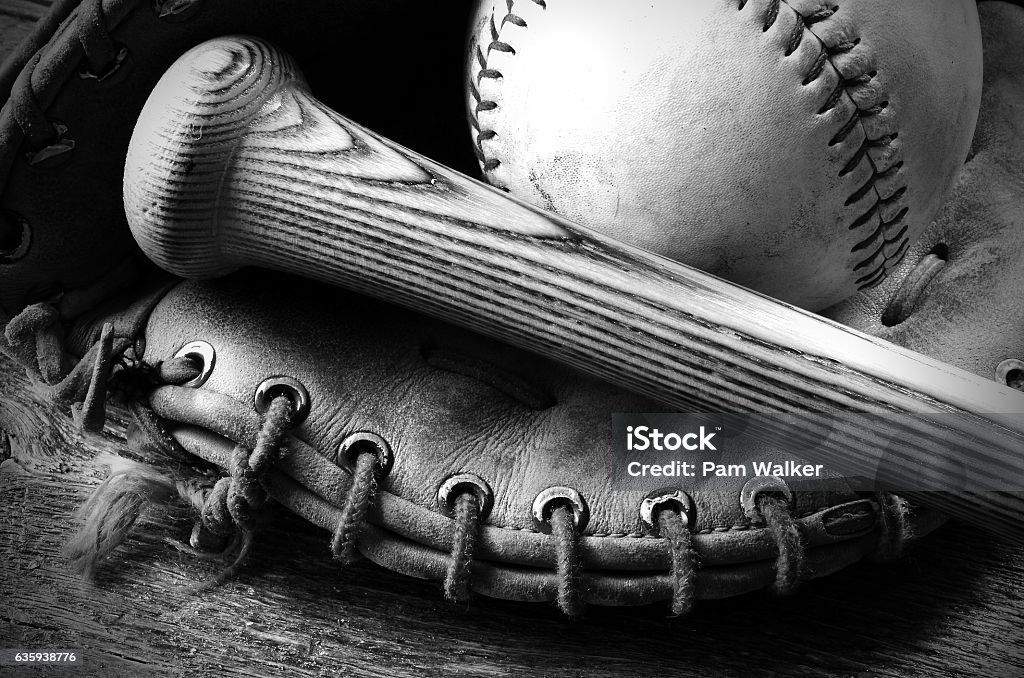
[443,491,482,604]
[170,394,297,592]
[123,354,302,589]
[4,302,115,432]
[2,0,122,176]
[872,491,910,562]
[548,503,585,617]
[2,302,912,610]
[752,493,806,595]
[330,447,381,565]
[39,338,302,589]
[656,508,698,617]
[8,304,915,611]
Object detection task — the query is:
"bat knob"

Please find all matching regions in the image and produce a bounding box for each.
[123,36,306,278]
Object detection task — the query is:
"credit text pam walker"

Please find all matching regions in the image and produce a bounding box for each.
[626,460,825,478]
[625,425,824,478]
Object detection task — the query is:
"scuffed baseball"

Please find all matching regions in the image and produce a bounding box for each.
[466,0,983,310]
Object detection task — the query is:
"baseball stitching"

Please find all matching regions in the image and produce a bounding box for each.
[468,0,545,190]
[468,0,911,290]
[754,0,911,289]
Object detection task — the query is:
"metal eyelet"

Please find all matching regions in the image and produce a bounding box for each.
[25,122,75,165]
[254,376,310,425]
[152,0,206,21]
[740,476,794,521]
[336,431,393,476]
[639,489,696,535]
[532,486,589,534]
[437,473,494,520]
[0,210,31,263]
[173,341,215,388]
[995,359,1024,391]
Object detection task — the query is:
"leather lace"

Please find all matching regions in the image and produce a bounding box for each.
[550,503,584,617]
[5,0,118,154]
[657,509,697,616]
[873,491,909,562]
[444,491,481,603]
[330,448,381,565]
[754,493,806,595]
[173,394,297,592]
[4,302,115,432]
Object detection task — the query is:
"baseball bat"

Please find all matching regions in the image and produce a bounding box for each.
[123,37,1024,543]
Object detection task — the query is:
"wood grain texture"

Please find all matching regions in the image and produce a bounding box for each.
[2,348,1023,678]
[122,37,1024,543]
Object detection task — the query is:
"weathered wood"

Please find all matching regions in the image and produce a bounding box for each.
[3,346,1024,677]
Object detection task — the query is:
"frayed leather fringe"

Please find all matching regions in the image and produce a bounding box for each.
[64,453,184,577]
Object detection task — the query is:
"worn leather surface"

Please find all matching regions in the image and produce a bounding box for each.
[0,0,476,319]
[825,1,1024,387]
[137,273,929,603]
[466,0,983,311]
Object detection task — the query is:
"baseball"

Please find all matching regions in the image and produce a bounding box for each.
[466,0,983,310]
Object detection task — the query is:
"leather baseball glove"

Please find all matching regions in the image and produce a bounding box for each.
[1,0,1021,617]
[62,271,941,617]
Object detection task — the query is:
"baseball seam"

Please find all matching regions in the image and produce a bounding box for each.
[467,0,545,190]
[759,0,911,289]
[469,0,912,291]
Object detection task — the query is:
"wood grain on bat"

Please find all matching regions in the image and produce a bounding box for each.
[124,36,1024,543]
